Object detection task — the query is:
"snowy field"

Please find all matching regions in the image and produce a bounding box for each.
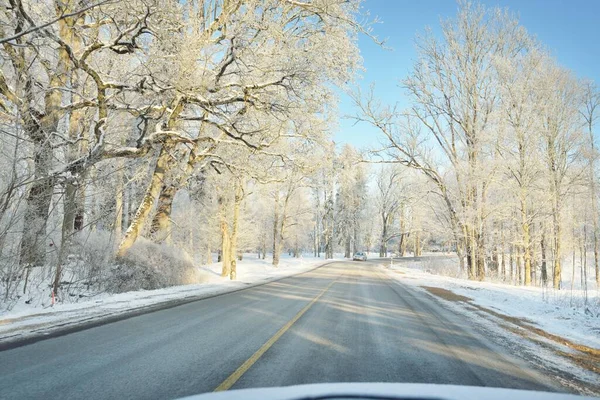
[0,254,335,345]
[384,254,600,350]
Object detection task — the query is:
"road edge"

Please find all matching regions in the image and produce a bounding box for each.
[0,260,337,352]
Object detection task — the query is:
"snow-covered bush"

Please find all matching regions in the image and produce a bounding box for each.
[68,229,116,285]
[107,238,204,293]
[421,256,463,278]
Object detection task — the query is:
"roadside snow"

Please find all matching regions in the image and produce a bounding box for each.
[0,254,334,345]
[385,260,600,350]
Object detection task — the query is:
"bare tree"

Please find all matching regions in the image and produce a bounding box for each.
[581,81,600,285]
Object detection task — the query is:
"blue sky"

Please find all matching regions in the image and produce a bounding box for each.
[335,0,600,148]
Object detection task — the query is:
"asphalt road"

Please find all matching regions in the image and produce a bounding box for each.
[0,259,559,399]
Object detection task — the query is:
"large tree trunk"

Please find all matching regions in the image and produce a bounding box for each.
[54,111,86,296]
[229,180,242,279]
[20,3,76,269]
[117,142,172,257]
[20,139,55,267]
[148,148,194,244]
[150,185,177,244]
[20,91,62,267]
[114,159,124,242]
[118,99,185,255]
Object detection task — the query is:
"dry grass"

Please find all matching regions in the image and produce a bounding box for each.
[421,286,472,303]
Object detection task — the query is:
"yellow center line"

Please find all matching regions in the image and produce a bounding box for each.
[213,279,336,392]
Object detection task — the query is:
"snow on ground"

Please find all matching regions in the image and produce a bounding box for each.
[0,254,337,345]
[384,255,600,350]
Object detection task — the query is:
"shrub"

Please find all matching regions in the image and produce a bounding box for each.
[107,238,203,293]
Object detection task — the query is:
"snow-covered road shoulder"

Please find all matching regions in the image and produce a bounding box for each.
[385,264,599,350]
[383,262,600,395]
[0,256,329,349]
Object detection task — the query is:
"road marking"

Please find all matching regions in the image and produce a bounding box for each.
[213,279,336,392]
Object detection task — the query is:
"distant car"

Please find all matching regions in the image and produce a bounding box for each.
[353,252,367,261]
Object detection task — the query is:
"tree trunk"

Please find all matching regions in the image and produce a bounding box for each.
[380,216,387,257]
[20,138,55,267]
[53,179,79,296]
[530,223,537,285]
[399,206,406,256]
[150,185,177,244]
[540,229,548,286]
[294,235,299,258]
[117,143,173,257]
[456,239,465,276]
[586,111,600,285]
[262,230,267,260]
[345,236,351,258]
[123,179,132,231]
[221,219,231,277]
[20,11,73,268]
[521,195,532,286]
[230,259,236,280]
[509,243,514,284]
[501,222,506,280]
[149,146,200,244]
[466,226,476,280]
[229,180,242,277]
[313,223,318,257]
[415,230,421,257]
[398,234,405,257]
[114,161,124,242]
[594,219,599,286]
[272,192,280,266]
[491,244,499,275]
[476,226,485,280]
[516,246,523,285]
[570,227,576,294]
[552,202,562,289]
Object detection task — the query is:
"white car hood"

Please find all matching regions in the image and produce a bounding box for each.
[182,383,592,400]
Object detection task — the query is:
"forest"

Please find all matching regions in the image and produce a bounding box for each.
[0,0,598,311]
